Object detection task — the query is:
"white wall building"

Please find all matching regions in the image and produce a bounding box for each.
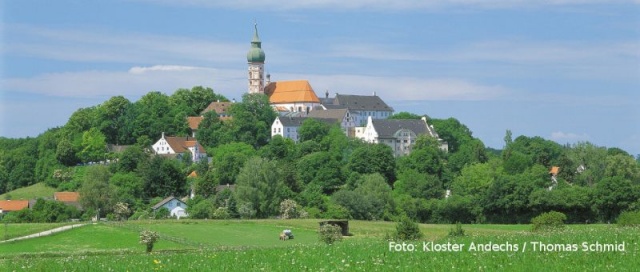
[152,132,207,162]
[357,116,447,156]
[271,116,340,143]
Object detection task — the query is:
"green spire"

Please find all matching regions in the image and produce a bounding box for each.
[247,23,265,63]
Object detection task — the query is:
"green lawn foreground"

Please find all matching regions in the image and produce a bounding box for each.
[0,220,637,271]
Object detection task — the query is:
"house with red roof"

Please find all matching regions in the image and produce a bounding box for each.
[0,200,30,214]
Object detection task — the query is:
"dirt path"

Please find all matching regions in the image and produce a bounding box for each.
[0,223,89,243]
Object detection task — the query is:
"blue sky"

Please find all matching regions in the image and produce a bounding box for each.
[1,0,639,154]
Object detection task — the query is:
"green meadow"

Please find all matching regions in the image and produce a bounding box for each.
[0,220,638,271]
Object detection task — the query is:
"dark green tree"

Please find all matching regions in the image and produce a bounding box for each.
[79,165,116,218]
[95,96,131,144]
[227,93,277,148]
[388,112,422,120]
[347,143,396,184]
[139,156,187,199]
[79,128,107,163]
[234,157,291,218]
[296,151,344,193]
[298,118,333,143]
[211,142,255,185]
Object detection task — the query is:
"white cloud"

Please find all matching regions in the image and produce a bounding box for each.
[330,40,639,66]
[4,25,246,65]
[128,65,199,74]
[3,66,246,99]
[550,131,590,142]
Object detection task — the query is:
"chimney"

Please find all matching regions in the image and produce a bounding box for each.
[266,74,271,85]
[325,90,329,99]
[232,98,236,103]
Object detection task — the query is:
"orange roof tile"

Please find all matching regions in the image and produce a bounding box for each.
[187,116,204,130]
[265,80,321,104]
[188,171,198,178]
[54,192,80,202]
[549,166,560,175]
[0,200,29,212]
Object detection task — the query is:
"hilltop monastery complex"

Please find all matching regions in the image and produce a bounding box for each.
[152,24,447,159]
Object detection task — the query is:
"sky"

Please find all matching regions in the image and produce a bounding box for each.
[1,0,639,155]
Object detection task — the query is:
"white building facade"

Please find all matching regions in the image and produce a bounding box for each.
[357,116,447,157]
[152,132,207,162]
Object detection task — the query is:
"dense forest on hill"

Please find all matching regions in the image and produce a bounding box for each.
[1,86,639,224]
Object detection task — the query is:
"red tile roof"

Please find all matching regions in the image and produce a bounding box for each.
[0,200,29,212]
[187,116,204,130]
[265,80,321,104]
[549,166,560,175]
[54,192,80,202]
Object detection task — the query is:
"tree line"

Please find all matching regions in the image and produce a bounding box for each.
[0,86,639,224]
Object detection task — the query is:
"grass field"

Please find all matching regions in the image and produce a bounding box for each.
[0,183,56,200]
[0,220,637,271]
[0,222,76,241]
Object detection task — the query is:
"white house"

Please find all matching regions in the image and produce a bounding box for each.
[152,132,207,162]
[152,196,188,219]
[357,116,447,156]
[271,116,339,143]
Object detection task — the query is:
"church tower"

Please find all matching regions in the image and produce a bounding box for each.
[247,23,266,94]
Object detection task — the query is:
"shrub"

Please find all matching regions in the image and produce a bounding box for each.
[305,207,322,219]
[531,211,567,231]
[129,210,150,220]
[238,202,256,219]
[318,223,343,244]
[617,210,640,227]
[212,207,231,219]
[154,208,170,219]
[279,199,300,219]
[448,222,465,237]
[113,202,131,221]
[394,216,423,240]
[323,203,350,219]
[139,230,160,253]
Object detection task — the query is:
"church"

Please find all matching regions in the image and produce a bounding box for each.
[246,24,323,115]
[250,23,446,156]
